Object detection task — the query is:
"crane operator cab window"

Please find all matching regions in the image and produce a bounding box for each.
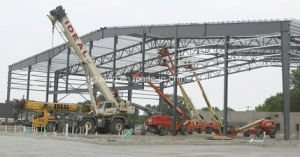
[34,111,44,118]
[101,102,115,110]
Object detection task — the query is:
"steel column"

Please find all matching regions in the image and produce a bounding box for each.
[141,33,146,88]
[159,82,164,112]
[112,36,118,90]
[45,59,51,102]
[25,66,31,120]
[128,75,133,101]
[281,27,290,140]
[53,72,59,102]
[172,36,179,136]
[89,41,93,56]
[65,48,70,93]
[223,36,229,134]
[6,66,12,123]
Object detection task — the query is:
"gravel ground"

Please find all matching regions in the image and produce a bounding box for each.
[0,133,299,157]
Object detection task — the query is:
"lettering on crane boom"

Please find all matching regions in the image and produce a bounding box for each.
[64,20,88,58]
[53,103,70,110]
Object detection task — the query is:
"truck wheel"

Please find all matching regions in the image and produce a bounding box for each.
[159,126,168,136]
[205,128,213,134]
[141,125,146,135]
[269,129,276,138]
[81,118,96,134]
[46,122,56,132]
[180,126,187,135]
[256,129,264,139]
[110,119,124,134]
[197,129,202,134]
[243,131,250,137]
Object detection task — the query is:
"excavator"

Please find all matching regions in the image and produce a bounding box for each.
[132,72,193,136]
[22,100,90,132]
[48,6,136,134]
[157,48,222,135]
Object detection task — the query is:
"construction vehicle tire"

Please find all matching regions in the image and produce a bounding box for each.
[159,126,168,136]
[81,118,96,134]
[205,128,213,134]
[197,129,202,134]
[45,122,56,132]
[269,129,276,138]
[180,126,187,135]
[243,131,250,137]
[110,119,124,134]
[256,129,264,139]
[141,125,146,135]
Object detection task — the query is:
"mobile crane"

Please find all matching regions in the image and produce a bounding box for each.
[22,100,90,132]
[48,6,135,134]
[132,72,193,136]
[158,48,222,135]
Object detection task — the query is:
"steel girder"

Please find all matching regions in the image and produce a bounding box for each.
[56,38,175,77]
[97,35,296,79]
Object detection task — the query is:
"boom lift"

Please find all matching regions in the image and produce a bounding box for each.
[226,118,277,138]
[179,59,277,138]
[158,48,222,134]
[48,6,135,134]
[132,72,193,136]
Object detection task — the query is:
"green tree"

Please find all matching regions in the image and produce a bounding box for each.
[255,68,300,112]
[291,68,300,88]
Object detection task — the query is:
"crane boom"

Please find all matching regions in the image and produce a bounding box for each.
[194,72,220,122]
[161,51,203,120]
[48,6,118,109]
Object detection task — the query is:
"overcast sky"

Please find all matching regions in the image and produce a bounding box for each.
[0,0,299,111]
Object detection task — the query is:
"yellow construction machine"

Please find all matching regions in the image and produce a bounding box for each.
[23,100,91,132]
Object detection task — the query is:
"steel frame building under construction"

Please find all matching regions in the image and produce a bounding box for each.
[6,19,300,140]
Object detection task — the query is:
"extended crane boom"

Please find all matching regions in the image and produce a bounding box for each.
[48,6,117,113]
[47,6,135,134]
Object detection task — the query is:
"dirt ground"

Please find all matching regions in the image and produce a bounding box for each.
[0,132,299,157]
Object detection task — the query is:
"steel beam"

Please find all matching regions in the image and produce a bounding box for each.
[10,21,290,71]
[49,85,143,94]
[281,23,291,140]
[223,36,229,134]
[159,82,164,112]
[128,75,133,101]
[172,35,179,136]
[91,21,287,40]
[53,72,59,102]
[112,36,118,90]
[25,66,31,121]
[89,41,93,56]
[26,66,31,100]
[45,59,51,102]
[66,48,70,93]
[141,33,146,89]
[6,66,12,123]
